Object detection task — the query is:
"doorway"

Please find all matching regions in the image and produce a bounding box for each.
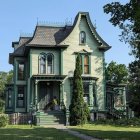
[38,81,53,110]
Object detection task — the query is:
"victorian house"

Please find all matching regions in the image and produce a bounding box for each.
[5,12,127,125]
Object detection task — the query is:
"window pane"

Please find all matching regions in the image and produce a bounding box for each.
[83,82,89,104]
[84,66,89,74]
[17,86,24,107]
[84,55,89,65]
[84,55,89,74]
[40,55,46,74]
[8,89,12,108]
[40,64,46,74]
[47,54,52,65]
[80,31,86,44]
[47,65,52,74]
[83,82,89,93]
[47,54,53,74]
[18,62,24,80]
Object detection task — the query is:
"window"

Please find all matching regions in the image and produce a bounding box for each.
[83,82,89,104]
[17,86,25,108]
[79,55,90,74]
[80,31,86,44]
[18,62,25,80]
[40,55,46,74]
[47,54,53,74]
[84,55,89,74]
[7,88,12,108]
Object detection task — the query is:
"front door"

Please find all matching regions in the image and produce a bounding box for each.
[38,82,53,110]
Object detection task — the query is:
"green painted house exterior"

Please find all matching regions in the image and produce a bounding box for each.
[5,12,117,125]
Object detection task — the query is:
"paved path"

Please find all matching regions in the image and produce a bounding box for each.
[44,125,101,140]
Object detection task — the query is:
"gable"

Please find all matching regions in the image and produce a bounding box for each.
[60,12,111,52]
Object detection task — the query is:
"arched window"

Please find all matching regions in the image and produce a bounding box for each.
[84,55,89,74]
[80,31,86,44]
[40,54,46,74]
[47,54,53,74]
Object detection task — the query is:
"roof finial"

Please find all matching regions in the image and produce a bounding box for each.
[37,17,39,25]
[94,20,97,29]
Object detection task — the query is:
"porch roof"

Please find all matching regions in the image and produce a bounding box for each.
[32,75,67,81]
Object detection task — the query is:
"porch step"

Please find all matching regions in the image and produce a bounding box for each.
[36,110,66,126]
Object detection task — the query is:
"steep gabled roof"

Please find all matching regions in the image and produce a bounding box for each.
[60,12,111,51]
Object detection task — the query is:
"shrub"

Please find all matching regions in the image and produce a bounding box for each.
[0,114,8,127]
[0,99,5,113]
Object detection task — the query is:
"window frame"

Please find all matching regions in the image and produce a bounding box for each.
[47,53,54,74]
[83,82,90,105]
[84,55,89,74]
[79,31,86,44]
[17,61,25,80]
[7,88,12,108]
[16,86,25,108]
[78,54,90,74]
[39,54,46,74]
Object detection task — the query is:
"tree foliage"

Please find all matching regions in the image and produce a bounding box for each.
[106,61,128,84]
[0,70,13,113]
[104,0,140,116]
[104,0,140,58]
[128,60,140,116]
[69,54,90,126]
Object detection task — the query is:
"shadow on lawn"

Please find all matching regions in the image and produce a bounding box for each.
[0,127,78,140]
[72,128,140,140]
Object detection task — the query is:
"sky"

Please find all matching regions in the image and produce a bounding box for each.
[0,0,133,72]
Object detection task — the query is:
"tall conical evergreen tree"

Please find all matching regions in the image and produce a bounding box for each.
[69,54,90,126]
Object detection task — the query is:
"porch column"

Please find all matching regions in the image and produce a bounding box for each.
[60,82,64,110]
[89,81,93,107]
[93,81,98,110]
[35,80,39,111]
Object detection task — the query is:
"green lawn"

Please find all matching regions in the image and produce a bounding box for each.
[0,125,80,140]
[70,124,140,140]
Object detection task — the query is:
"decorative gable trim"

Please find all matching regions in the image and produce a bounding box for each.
[74,49,93,54]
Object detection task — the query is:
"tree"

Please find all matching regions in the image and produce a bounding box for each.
[0,72,7,98]
[106,61,128,84]
[104,0,140,58]
[69,54,90,125]
[104,0,140,116]
[0,70,13,113]
[128,60,140,117]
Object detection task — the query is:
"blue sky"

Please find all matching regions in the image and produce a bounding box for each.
[0,0,133,72]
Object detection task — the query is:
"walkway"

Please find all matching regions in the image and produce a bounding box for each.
[44,125,101,140]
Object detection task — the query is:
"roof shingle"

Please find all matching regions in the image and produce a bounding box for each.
[28,26,72,46]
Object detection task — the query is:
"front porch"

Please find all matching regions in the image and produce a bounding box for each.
[30,75,67,125]
[32,75,66,111]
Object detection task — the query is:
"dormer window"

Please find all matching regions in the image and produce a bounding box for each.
[80,31,86,44]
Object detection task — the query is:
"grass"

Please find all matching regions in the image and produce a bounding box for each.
[0,125,81,140]
[69,124,140,140]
